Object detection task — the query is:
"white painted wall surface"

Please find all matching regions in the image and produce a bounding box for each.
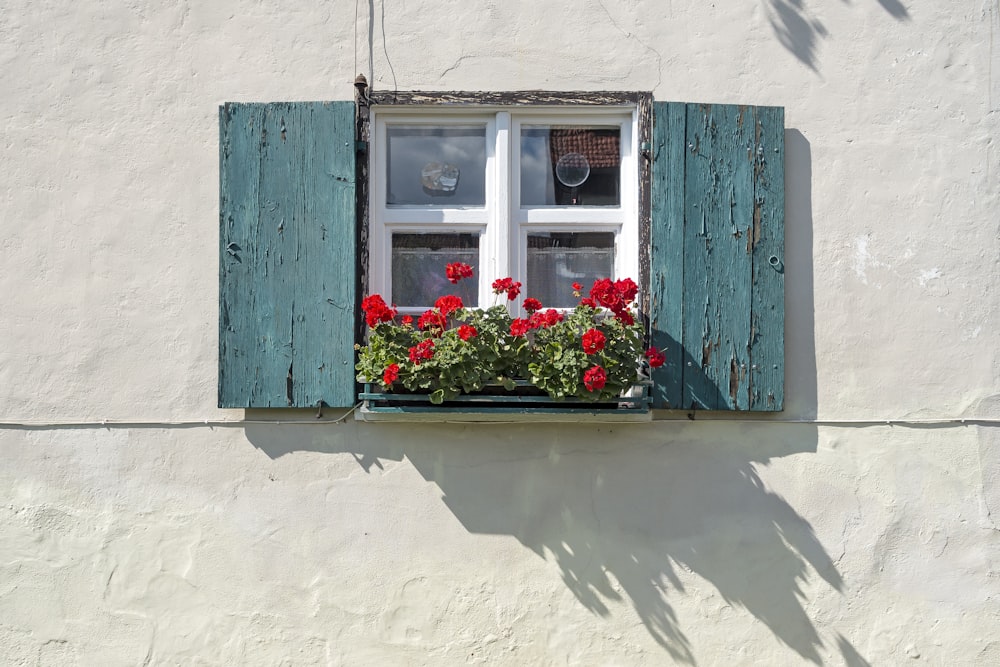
[1,1,998,664]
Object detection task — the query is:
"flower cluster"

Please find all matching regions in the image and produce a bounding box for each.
[583,365,607,392]
[645,347,666,368]
[457,324,478,341]
[361,294,397,328]
[408,339,435,365]
[446,262,474,284]
[535,308,564,326]
[434,295,463,317]
[382,363,400,385]
[583,278,639,325]
[491,277,522,301]
[356,263,665,404]
[581,328,606,355]
[417,309,446,332]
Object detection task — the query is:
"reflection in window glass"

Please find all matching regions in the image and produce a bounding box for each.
[387,126,487,206]
[526,232,615,307]
[392,233,479,307]
[520,127,621,207]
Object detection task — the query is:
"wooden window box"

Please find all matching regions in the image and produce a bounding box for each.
[356,380,652,422]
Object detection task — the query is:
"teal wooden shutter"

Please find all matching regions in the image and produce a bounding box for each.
[219,102,357,408]
[650,102,784,411]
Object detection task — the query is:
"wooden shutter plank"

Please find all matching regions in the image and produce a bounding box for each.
[247,105,296,407]
[683,104,754,410]
[749,105,785,410]
[219,102,356,408]
[283,103,357,409]
[650,102,686,409]
[220,104,286,407]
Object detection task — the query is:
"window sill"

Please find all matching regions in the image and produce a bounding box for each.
[355,406,652,423]
[356,382,652,423]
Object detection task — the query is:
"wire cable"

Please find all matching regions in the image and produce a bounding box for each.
[0,413,997,429]
[379,0,397,95]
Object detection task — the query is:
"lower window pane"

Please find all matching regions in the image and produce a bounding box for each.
[392,233,479,308]
[526,232,615,307]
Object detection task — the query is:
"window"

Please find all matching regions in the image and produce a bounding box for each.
[218,95,785,412]
[369,104,639,313]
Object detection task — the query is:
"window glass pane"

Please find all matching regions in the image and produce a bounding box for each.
[526,232,615,307]
[520,127,621,207]
[386,126,486,206]
[392,233,479,307]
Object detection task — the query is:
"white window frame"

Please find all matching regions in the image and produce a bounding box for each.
[370,104,639,314]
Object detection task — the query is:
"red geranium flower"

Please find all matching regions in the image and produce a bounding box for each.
[582,328,606,355]
[645,346,666,368]
[588,277,639,320]
[445,262,474,284]
[434,294,464,317]
[572,282,583,292]
[382,363,400,385]
[408,339,435,365]
[361,294,397,327]
[541,309,564,326]
[457,324,478,341]
[583,365,607,392]
[527,308,564,330]
[580,297,597,309]
[510,318,530,337]
[615,310,635,326]
[590,278,624,312]
[418,309,447,333]
[492,277,522,301]
[523,297,542,313]
[361,294,386,313]
[614,278,638,304]
[401,315,413,326]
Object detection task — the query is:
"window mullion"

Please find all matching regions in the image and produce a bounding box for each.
[491,111,512,295]
[617,110,639,282]
[371,117,390,299]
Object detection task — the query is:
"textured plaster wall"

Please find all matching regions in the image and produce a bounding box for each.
[1,0,998,665]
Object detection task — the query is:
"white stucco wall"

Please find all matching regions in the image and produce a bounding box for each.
[1,1,998,664]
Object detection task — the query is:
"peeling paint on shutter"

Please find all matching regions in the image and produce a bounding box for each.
[219,102,357,408]
[650,102,784,411]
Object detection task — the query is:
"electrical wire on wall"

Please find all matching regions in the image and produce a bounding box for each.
[378,0,397,95]
[355,0,397,95]
[1,416,998,429]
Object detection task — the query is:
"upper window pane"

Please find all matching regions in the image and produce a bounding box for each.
[520,126,621,207]
[386,126,487,206]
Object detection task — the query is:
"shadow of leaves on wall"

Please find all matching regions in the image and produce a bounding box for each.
[766,0,829,72]
[766,0,910,71]
[247,419,868,664]
[405,423,838,664]
[875,0,911,22]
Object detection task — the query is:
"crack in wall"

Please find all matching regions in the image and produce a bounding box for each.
[595,0,664,91]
